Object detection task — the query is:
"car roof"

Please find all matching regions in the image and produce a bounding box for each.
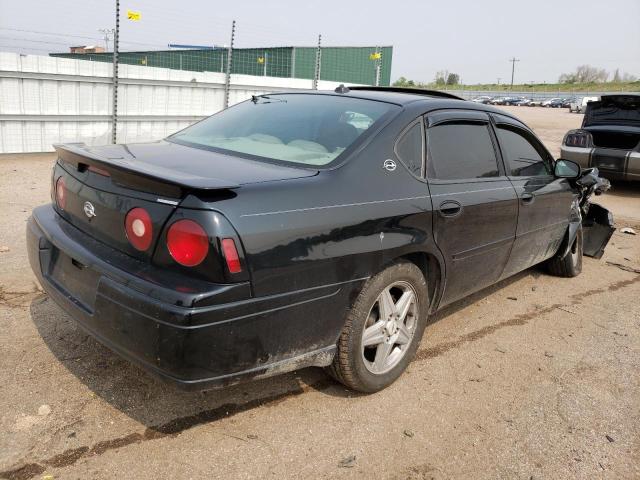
[286,86,464,106]
[263,87,527,125]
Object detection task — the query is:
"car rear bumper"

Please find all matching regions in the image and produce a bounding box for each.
[27,205,360,390]
[560,146,640,181]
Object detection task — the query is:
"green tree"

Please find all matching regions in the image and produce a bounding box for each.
[446,73,460,85]
[393,77,416,87]
[434,70,447,86]
[612,68,621,82]
[559,65,609,84]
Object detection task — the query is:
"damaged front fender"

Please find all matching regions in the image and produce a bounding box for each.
[557,199,583,259]
[557,201,615,260]
[582,203,615,259]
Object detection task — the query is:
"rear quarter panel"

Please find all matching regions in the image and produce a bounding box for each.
[222,138,436,297]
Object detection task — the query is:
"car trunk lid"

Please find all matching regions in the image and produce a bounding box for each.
[583,95,640,128]
[56,141,318,196]
[53,142,318,262]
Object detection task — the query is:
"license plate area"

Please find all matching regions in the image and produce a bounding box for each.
[45,247,100,313]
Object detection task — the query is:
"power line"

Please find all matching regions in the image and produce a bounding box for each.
[0,27,166,49]
[0,27,102,40]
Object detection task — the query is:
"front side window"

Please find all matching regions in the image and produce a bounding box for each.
[169,94,399,167]
[395,122,424,177]
[496,126,552,176]
[426,122,499,180]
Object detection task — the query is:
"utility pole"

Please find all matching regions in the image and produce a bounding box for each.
[98,28,114,51]
[497,77,501,85]
[111,0,120,144]
[223,20,235,109]
[374,46,381,87]
[509,57,520,90]
[313,34,322,90]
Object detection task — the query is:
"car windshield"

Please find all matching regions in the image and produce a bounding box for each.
[169,94,399,167]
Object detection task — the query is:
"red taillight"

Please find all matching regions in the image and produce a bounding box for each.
[167,219,209,267]
[125,207,153,251]
[565,132,591,148]
[221,238,242,274]
[55,177,66,210]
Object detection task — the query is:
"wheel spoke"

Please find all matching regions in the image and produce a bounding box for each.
[362,321,386,347]
[396,324,412,345]
[378,287,395,320]
[395,290,415,322]
[373,341,393,372]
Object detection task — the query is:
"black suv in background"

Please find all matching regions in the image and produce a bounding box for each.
[561,94,640,181]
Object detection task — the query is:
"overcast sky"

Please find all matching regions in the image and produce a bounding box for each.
[1,0,639,84]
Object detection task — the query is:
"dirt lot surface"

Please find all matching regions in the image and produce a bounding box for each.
[1,108,639,480]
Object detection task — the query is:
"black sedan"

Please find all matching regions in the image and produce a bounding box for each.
[27,87,612,393]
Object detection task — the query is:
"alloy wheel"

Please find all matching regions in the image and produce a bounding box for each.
[361,281,418,375]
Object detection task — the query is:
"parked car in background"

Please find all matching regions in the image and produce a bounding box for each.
[490,96,522,106]
[542,98,564,108]
[561,94,640,181]
[503,96,526,106]
[561,98,576,108]
[528,99,543,107]
[569,96,599,113]
[514,98,533,106]
[27,86,614,394]
[471,96,493,104]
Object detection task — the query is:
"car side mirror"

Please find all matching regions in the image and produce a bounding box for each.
[554,159,581,179]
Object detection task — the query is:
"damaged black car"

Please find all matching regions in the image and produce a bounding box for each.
[27,87,615,393]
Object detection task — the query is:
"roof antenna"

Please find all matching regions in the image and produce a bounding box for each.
[334,84,350,94]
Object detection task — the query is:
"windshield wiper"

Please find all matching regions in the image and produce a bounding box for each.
[251,95,287,104]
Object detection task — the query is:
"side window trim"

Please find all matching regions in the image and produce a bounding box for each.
[492,120,554,177]
[394,118,425,178]
[427,109,490,127]
[424,114,506,183]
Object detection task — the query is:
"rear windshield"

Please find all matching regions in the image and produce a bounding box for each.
[169,94,399,167]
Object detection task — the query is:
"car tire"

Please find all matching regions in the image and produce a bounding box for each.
[547,227,583,277]
[326,261,429,393]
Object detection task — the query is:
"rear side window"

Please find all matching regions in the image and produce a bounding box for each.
[395,122,424,177]
[496,126,552,176]
[426,122,499,180]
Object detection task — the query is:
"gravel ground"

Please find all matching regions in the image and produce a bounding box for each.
[1,107,639,480]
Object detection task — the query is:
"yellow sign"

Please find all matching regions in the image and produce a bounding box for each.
[257,57,265,64]
[127,10,141,21]
[369,52,381,60]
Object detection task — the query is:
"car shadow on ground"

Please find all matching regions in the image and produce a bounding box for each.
[607,180,640,196]
[29,267,539,432]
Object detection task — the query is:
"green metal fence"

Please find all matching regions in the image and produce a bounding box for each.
[50,46,393,86]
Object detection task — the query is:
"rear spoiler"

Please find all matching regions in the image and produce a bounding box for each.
[347,86,464,100]
[54,143,240,198]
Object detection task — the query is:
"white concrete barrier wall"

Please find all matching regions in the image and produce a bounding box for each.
[0,52,355,153]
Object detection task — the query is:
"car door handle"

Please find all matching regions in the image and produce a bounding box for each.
[438,200,463,218]
[521,193,535,205]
